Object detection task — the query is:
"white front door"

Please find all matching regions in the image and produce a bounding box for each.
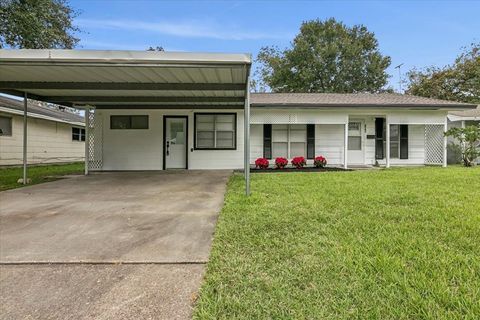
[347,120,365,165]
[165,117,187,169]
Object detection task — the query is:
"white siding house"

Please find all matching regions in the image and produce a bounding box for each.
[0,50,477,177]
[0,96,85,165]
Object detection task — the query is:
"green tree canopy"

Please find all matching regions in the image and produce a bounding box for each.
[0,0,80,49]
[256,18,391,93]
[406,43,480,104]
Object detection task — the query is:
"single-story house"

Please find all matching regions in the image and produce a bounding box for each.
[0,95,85,166]
[0,50,476,193]
[447,105,480,164]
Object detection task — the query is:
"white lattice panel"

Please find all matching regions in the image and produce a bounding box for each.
[424,124,444,164]
[87,109,103,170]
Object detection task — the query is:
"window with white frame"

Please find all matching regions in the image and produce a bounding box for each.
[389,124,400,158]
[0,116,12,136]
[272,124,307,158]
[72,127,85,141]
[195,113,236,149]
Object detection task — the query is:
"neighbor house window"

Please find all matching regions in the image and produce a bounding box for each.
[194,113,236,149]
[271,124,307,158]
[72,127,85,141]
[0,116,12,136]
[110,115,149,129]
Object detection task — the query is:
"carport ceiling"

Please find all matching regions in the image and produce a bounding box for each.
[0,50,251,109]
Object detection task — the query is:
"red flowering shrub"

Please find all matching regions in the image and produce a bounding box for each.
[291,156,306,169]
[314,156,327,168]
[275,157,288,169]
[255,158,269,169]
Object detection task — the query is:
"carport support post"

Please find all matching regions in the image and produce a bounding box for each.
[343,123,348,169]
[443,116,448,167]
[84,107,90,175]
[386,118,391,168]
[244,78,251,195]
[22,92,28,184]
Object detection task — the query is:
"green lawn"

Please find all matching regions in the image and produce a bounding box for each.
[0,162,84,191]
[194,167,480,319]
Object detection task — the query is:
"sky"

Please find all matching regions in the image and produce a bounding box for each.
[71,0,480,91]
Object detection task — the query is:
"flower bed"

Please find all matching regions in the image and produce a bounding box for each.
[250,155,348,172]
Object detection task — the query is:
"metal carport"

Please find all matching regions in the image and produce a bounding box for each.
[0,49,252,194]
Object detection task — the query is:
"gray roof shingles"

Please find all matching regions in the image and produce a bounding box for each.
[250,93,477,109]
[0,95,84,124]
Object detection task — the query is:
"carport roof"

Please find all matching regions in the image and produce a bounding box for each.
[0,49,251,109]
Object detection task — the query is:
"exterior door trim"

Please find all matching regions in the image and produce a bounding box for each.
[163,115,189,170]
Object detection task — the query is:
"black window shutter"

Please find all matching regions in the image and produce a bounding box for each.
[400,125,409,159]
[307,124,315,159]
[375,118,385,159]
[263,124,272,159]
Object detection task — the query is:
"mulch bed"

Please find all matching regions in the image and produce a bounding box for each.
[239,167,351,173]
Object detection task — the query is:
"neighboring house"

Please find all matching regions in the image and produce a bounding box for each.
[0,95,85,165]
[447,105,480,164]
[0,50,476,173]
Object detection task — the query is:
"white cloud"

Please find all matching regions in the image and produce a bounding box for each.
[76,18,289,41]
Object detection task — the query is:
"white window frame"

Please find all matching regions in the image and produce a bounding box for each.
[194,113,237,150]
[271,124,307,158]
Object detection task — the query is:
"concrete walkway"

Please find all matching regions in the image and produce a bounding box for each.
[0,170,231,319]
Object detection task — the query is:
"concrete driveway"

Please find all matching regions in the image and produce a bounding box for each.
[0,170,231,319]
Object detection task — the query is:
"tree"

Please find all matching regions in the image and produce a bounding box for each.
[256,18,391,93]
[406,43,480,104]
[445,124,480,166]
[0,0,80,49]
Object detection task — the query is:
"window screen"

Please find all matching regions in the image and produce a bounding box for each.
[0,116,12,136]
[195,113,236,149]
[111,115,148,129]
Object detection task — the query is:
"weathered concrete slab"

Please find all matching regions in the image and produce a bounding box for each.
[0,170,231,319]
[0,170,230,262]
[0,264,204,320]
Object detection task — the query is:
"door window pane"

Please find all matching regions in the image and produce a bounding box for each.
[170,121,185,144]
[348,137,362,150]
[348,122,362,150]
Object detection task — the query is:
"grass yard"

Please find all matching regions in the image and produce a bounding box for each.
[0,162,84,191]
[194,167,480,319]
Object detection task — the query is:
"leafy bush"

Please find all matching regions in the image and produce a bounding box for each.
[314,156,327,168]
[445,124,480,166]
[291,156,306,169]
[275,157,288,169]
[255,158,270,169]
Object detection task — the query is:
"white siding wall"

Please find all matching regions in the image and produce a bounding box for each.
[93,108,448,170]
[97,109,244,170]
[315,124,344,165]
[0,112,84,166]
